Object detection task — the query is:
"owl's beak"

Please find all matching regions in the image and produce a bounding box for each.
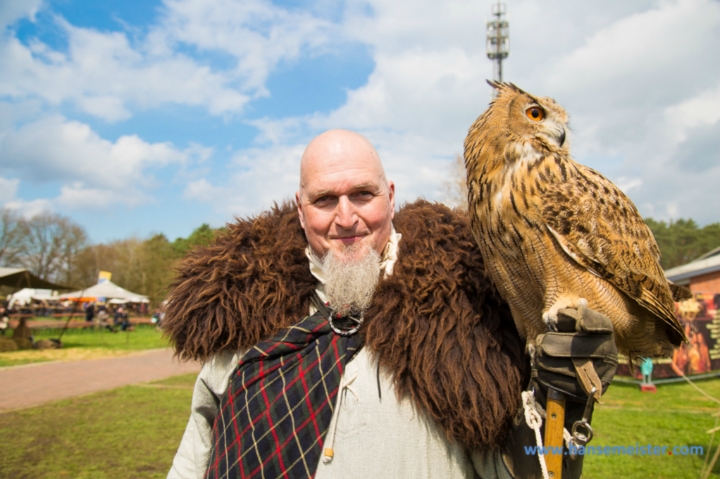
[559,128,566,147]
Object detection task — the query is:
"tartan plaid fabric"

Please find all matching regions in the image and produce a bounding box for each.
[205,311,362,479]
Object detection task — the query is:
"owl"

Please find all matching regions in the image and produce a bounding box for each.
[464,81,688,360]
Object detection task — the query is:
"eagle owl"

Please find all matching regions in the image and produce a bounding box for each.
[464,81,687,360]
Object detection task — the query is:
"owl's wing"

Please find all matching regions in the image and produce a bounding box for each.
[541,163,683,339]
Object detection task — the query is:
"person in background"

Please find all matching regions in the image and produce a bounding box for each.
[116,306,132,331]
[97,303,116,333]
[85,301,95,323]
[0,304,9,335]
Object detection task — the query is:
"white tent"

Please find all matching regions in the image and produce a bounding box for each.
[58,280,149,303]
[7,288,57,308]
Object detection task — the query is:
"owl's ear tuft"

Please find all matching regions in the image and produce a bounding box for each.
[486,80,528,95]
[507,83,526,94]
[486,79,502,90]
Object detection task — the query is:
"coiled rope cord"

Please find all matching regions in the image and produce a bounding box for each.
[522,390,550,479]
[522,390,576,479]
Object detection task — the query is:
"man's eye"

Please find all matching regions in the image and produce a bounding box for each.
[314,196,332,204]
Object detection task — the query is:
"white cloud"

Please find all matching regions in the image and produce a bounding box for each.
[317,49,488,138]
[154,0,337,93]
[184,178,222,203]
[615,177,643,193]
[1,115,181,186]
[3,198,54,219]
[56,184,152,209]
[184,143,305,217]
[0,27,250,121]
[0,0,42,30]
[0,0,342,121]
[545,1,718,91]
[0,176,19,203]
[0,115,203,210]
[664,83,720,142]
[76,96,132,123]
[0,175,46,218]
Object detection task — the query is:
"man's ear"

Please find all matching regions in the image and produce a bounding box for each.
[387,181,396,219]
[296,191,306,229]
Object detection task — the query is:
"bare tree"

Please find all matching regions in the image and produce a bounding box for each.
[0,208,26,267]
[20,212,88,284]
[441,154,469,210]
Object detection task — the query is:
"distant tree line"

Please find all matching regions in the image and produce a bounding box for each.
[0,208,217,307]
[2,206,719,306]
[644,218,720,270]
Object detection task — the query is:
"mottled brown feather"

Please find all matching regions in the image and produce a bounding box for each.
[542,171,682,340]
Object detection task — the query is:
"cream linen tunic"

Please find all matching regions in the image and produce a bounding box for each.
[168,229,514,479]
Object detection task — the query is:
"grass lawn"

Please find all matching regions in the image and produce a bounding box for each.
[0,325,170,367]
[2,372,720,478]
[0,373,196,479]
[583,379,720,478]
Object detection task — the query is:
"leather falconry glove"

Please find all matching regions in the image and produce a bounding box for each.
[533,306,618,404]
[501,306,618,479]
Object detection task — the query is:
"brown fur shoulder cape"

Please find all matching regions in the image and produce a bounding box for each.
[164,200,528,451]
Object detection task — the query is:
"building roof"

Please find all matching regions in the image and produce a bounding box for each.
[694,246,720,261]
[665,252,720,285]
[0,267,72,290]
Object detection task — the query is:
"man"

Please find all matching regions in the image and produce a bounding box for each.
[85,301,95,323]
[165,129,616,479]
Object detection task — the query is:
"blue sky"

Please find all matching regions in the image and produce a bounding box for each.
[1,0,719,244]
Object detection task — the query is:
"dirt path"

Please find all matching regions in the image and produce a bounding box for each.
[0,348,201,413]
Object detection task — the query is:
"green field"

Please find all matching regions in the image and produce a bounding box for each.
[1,372,720,477]
[582,379,720,478]
[0,373,195,479]
[0,325,170,367]
[33,324,169,350]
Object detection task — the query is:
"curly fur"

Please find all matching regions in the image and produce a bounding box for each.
[163,200,528,450]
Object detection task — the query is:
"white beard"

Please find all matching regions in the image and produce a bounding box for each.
[322,245,381,317]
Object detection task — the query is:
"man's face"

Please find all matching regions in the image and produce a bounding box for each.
[296,133,395,260]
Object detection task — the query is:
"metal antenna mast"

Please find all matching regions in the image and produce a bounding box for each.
[486,2,509,90]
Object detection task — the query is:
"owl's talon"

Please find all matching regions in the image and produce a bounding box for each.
[544,297,587,333]
[542,310,559,332]
[547,319,558,332]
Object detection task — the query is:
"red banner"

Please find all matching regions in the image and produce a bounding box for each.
[617,293,719,379]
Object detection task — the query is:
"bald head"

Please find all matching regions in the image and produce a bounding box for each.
[299,129,386,194]
[295,129,395,259]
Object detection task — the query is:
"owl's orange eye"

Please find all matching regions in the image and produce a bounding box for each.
[526,107,545,121]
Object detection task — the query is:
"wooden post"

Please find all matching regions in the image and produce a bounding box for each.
[544,388,566,478]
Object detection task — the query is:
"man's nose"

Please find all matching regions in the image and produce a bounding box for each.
[334,196,358,229]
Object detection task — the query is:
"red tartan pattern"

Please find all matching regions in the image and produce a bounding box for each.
[205,312,362,479]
